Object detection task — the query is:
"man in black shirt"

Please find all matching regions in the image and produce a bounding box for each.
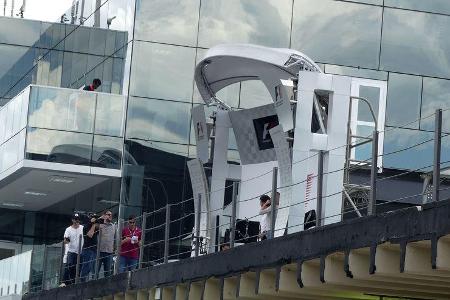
[80,215,99,282]
[83,78,102,91]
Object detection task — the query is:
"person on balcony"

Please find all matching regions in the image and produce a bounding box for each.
[98,210,115,277]
[80,214,99,282]
[83,78,102,91]
[62,213,84,286]
[120,215,142,272]
[259,192,280,240]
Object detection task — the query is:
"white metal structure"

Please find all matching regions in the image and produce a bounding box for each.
[189,44,387,253]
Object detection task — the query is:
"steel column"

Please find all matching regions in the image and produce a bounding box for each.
[164,204,171,264]
[316,151,324,226]
[369,130,379,215]
[270,167,278,239]
[433,109,443,202]
[195,194,201,257]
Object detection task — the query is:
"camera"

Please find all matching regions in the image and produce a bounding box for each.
[88,213,105,224]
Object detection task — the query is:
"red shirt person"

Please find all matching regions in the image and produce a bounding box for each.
[119,215,142,272]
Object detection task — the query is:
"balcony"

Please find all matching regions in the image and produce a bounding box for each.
[0,85,126,211]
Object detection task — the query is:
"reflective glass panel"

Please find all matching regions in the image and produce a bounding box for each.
[354,125,373,161]
[28,87,96,133]
[0,44,30,97]
[324,64,388,81]
[385,0,450,15]
[385,73,421,129]
[358,86,380,122]
[26,128,92,166]
[130,42,196,102]
[126,97,191,144]
[38,22,65,50]
[353,0,382,4]
[92,135,123,169]
[381,8,450,78]
[421,77,450,132]
[198,0,292,48]
[64,25,91,54]
[383,127,434,171]
[0,17,41,46]
[239,80,272,109]
[124,139,188,207]
[95,93,125,137]
[292,0,382,69]
[135,0,200,46]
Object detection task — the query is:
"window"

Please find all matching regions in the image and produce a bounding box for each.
[198,0,292,48]
[350,78,387,166]
[292,0,382,69]
[130,42,196,102]
[381,8,450,79]
[385,73,421,129]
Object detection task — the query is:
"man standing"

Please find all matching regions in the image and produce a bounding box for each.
[80,214,99,282]
[120,215,142,272]
[63,214,84,285]
[83,78,102,91]
[258,192,280,240]
[98,210,115,277]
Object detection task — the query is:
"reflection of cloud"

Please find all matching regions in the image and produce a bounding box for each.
[126,98,190,144]
[292,0,382,68]
[29,91,95,132]
[381,8,450,78]
[421,78,450,132]
[130,42,196,101]
[383,127,434,170]
[135,0,199,46]
[199,0,291,48]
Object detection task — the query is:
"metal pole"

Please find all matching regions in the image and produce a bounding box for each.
[230,182,238,248]
[270,167,278,239]
[41,245,48,290]
[316,151,324,227]
[114,220,123,275]
[163,204,170,264]
[94,226,101,280]
[215,215,220,252]
[433,109,443,202]
[75,234,82,284]
[139,213,147,269]
[58,242,65,285]
[369,131,379,215]
[195,194,201,257]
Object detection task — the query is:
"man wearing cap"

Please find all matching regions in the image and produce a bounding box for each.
[62,213,84,285]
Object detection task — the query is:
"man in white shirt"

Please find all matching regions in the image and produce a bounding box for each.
[62,213,84,285]
[259,192,280,240]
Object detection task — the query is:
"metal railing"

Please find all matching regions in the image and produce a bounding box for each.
[16,108,450,297]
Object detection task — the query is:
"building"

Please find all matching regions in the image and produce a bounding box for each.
[2,0,450,299]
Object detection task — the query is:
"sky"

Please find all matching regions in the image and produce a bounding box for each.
[2,0,73,22]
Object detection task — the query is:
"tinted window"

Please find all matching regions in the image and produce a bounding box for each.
[130,42,196,102]
[381,8,450,78]
[198,0,292,48]
[385,0,450,15]
[126,97,191,144]
[135,0,200,46]
[292,0,382,69]
[386,73,422,129]
[421,77,450,133]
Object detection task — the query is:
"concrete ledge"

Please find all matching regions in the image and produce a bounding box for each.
[24,199,450,300]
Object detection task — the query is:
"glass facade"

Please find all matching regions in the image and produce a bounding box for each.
[3,0,450,295]
[0,16,128,105]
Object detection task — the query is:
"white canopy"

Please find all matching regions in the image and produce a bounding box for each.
[194,44,321,105]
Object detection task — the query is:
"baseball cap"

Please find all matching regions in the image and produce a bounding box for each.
[71,213,80,220]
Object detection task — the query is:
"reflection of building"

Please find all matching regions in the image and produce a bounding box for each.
[2,0,450,299]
